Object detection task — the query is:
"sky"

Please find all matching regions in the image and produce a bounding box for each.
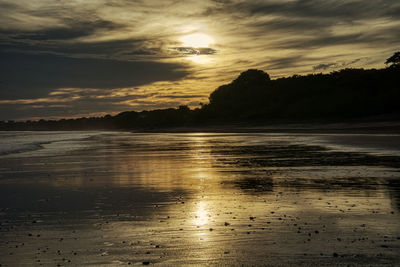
[1,0,399,120]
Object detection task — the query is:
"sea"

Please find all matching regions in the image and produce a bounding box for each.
[1,131,400,265]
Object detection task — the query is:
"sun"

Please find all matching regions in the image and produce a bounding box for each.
[180,33,214,48]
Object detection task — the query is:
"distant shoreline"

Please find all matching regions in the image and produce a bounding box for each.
[2,120,400,134]
[134,121,400,134]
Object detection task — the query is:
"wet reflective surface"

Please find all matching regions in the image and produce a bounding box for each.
[1,132,400,266]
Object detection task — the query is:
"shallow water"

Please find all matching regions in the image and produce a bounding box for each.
[0,132,400,266]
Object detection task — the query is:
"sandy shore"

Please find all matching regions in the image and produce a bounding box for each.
[1,132,400,266]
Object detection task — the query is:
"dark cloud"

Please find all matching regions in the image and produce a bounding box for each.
[234,0,400,20]
[273,25,400,50]
[0,20,157,60]
[313,63,337,71]
[28,38,159,59]
[279,33,365,49]
[343,58,362,66]
[0,49,189,99]
[249,17,333,35]
[170,47,217,56]
[7,19,121,41]
[207,0,400,51]
[212,0,232,4]
[260,55,308,70]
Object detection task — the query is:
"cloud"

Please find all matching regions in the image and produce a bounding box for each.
[258,55,309,70]
[231,0,400,21]
[170,47,217,56]
[313,63,337,71]
[204,0,400,50]
[1,19,120,41]
[0,22,161,61]
[0,49,189,99]
[0,86,206,120]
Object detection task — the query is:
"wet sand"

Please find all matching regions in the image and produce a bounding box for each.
[1,132,400,266]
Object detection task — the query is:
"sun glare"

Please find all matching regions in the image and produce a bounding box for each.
[181,33,214,48]
[194,201,209,226]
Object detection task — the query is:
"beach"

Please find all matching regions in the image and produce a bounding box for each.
[1,131,400,266]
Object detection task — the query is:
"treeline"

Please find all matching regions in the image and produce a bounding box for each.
[205,66,400,121]
[1,65,399,130]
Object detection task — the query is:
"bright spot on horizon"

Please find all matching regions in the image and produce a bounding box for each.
[181,33,215,48]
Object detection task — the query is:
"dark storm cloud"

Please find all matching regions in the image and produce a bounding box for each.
[0,49,189,99]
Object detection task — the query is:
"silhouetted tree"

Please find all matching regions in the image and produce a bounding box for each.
[385,51,400,66]
[209,69,271,117]
[206,67,400,122]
